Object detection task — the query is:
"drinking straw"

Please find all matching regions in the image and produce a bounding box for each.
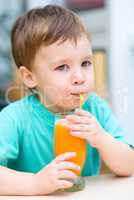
[80,94,84,109]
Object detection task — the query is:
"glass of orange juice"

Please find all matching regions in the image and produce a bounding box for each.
[54,112,86,192]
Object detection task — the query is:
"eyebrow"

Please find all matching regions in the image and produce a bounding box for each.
[83,55,93,60]
[51,58,69,66]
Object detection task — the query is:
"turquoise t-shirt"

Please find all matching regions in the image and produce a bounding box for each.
[0,93,131,176]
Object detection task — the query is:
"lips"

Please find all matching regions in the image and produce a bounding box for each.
[70,88,89,94]
[71,93,80,96]
[71,91,88,96]
[70,93,85,99]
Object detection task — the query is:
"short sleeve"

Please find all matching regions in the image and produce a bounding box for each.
[96,98,133,148]
[84,94,133,148]
[0,106,20,167]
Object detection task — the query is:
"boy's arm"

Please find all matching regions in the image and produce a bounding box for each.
[66,109,134,176]
[98,133,134,176]
[0,166,36,195]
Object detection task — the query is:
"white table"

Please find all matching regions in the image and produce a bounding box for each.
[0,174,133,200]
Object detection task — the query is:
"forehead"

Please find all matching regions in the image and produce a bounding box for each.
[35,35,92,64]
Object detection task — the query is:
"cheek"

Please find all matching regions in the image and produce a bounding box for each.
[47,80,71,103]
[45,85,72,108]
[90,73,95,86]
[86,68,94,84]
[36,73,58,92]
[42,79,68,99]
[84,71,95,94]
[51,77,69,94]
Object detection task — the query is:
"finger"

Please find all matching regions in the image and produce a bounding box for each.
[75,109,93,117]
[58,161,81,172]
[67,124,96,132]
[58,180,73,189]
[70,131,97,139]
[54,152,76,164]
[58,170,78,180]
[66,115,92,124]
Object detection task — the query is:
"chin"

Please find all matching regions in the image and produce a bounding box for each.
[60,102,80,112]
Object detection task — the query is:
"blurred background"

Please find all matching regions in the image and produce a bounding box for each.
[0,0,134,144]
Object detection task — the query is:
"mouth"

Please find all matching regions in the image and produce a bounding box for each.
[71,94,81,98]
[70,93,87,101]
[71,93,80,96]
[71,92,87,96]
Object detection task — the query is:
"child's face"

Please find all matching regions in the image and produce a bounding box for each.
[22,35,94,113]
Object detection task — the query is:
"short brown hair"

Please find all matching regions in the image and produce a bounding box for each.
[11,4,90,69]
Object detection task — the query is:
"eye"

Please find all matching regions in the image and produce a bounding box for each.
[81,60,92,67]
[55,64,69,71]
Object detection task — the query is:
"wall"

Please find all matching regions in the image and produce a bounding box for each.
[108,0,134,142]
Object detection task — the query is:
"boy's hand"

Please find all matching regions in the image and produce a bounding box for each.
[34,152,80,195]
[66,109,106,149]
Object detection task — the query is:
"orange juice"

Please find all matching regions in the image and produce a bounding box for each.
[54,120,86,176]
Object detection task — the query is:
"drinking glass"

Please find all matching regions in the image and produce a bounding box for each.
[54,112,86,192]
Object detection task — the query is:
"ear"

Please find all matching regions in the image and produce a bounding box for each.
[19,66,37,88]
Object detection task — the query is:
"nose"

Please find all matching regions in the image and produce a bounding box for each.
[71,69,85,85]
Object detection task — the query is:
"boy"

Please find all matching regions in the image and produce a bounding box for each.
[0,5,134,195]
